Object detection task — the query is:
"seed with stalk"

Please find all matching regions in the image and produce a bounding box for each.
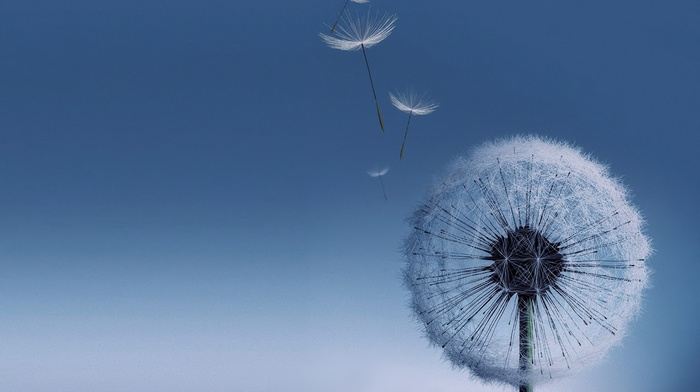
[404,135,650,391]
[367,166,389,200]
[329,0,370,34]
[389,89,438,159]
[320,12,397,132]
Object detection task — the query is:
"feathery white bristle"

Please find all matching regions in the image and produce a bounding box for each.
[320,12,397,51]
[368,167,389,177]
[389,88,439,115]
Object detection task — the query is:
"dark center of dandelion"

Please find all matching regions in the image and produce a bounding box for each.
[488,226,564,297]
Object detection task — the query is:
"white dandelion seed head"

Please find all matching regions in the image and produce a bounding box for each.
[389,89,439,115]
[319,12,397,51]
[404,135,650,387]
[368,166,389,177]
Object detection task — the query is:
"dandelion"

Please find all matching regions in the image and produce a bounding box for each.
[329,0,370,34]
[389,89,438,159]
[320,12,397,132]
[404,135,650,391]
[368,166,389,200]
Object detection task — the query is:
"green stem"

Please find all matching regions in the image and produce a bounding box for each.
[399,110,412,159]
[330,0,350,34]
[378,175,387,200]
[361,44,384,131]
[518,295,534,392]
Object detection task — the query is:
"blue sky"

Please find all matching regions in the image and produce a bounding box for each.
[1,1,699,391]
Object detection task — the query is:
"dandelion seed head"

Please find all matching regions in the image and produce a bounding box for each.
[389,88,439,115]
[319,12,397,51]
[368,166,389,177]
[404,135,650,387]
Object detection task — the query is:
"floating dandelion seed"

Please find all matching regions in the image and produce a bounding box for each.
[368,166,389,200]
[389,89,438,159]
[320,12,397,132]
[329,0,370,34]
[404,135,650,391]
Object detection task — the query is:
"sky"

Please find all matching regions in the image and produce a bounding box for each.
[1,0,699,391]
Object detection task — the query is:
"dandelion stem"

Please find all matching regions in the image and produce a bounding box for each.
[400,110,413,159]
[330,0,351,34]
[519,296,534,392]
[378,174,387,200]
[361,43,385,131]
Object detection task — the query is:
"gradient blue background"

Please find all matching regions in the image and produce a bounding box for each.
[1,1,698,391]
